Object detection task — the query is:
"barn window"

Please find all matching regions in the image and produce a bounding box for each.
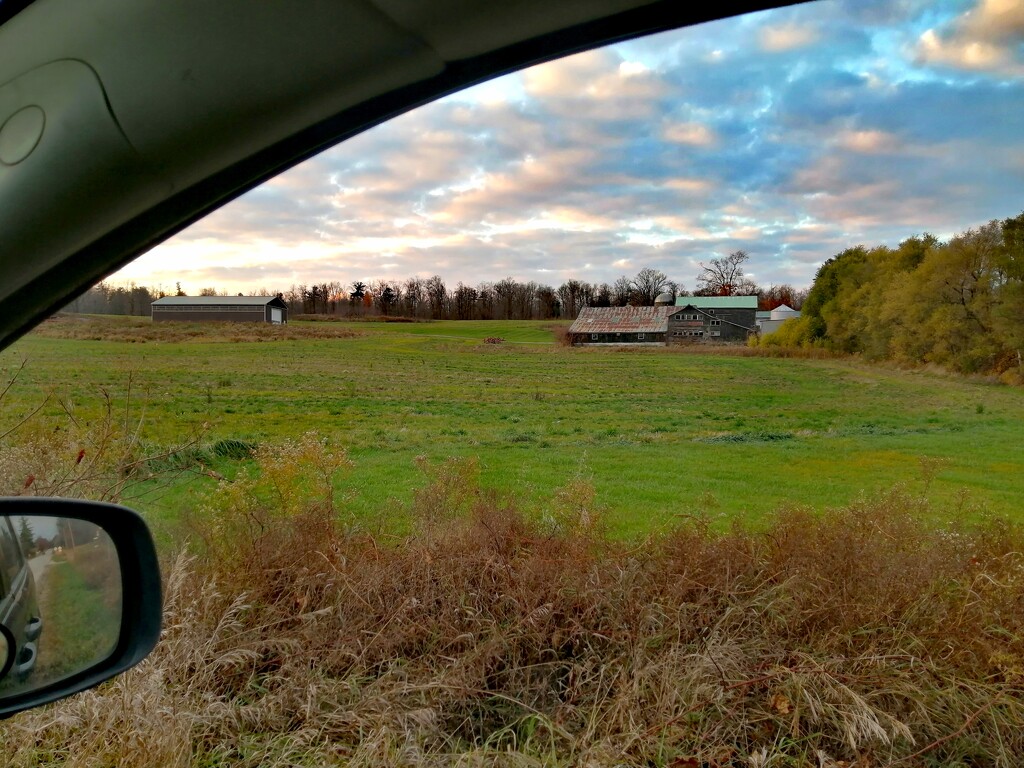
[710,319,721,326]
[638,333,645,339]
[591,333,598,340]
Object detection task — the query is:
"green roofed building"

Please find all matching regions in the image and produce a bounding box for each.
[668,295,758,343]
[674,295,758,309]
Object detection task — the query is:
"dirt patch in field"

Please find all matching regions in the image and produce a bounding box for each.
[34,314,361,343]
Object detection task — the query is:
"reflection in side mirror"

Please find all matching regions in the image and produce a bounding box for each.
[0,517,121,697]
[0,499,161,719]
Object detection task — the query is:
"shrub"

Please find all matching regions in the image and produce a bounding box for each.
[550,324,572,347]
[4,452,1024,766]
[757,316,814,348]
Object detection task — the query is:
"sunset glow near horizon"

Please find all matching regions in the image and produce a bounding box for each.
[113,0,1024,295]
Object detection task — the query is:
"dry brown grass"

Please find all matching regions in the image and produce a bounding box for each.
[678,342,840,360]
[294,313,423,323]
[34,314,361,343]
[550,324,572,347]
[3,439,1023,766]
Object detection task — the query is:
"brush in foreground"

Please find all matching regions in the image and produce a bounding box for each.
[2,447,1022,767]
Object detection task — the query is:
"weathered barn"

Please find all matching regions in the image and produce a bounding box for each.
[568,306,670,345]
[151,295,288,323]
[668,296,757,343]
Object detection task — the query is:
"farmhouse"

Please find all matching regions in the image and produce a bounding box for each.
[151,295,288,323]
[568,305,670,345]
[667,295,758,344]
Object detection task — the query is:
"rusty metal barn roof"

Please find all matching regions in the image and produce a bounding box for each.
[569,306,672,335]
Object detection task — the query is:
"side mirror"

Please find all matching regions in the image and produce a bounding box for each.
[0,498,161,718]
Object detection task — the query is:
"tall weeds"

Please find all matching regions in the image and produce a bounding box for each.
[3,439,1023,766]
[0,367,207,504]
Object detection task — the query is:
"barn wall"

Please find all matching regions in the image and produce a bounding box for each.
[265,304,288,323]
[667,308,755,343]
[574,332,665,345]
[153,308,267,323]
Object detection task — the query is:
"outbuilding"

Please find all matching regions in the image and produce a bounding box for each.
[151,295,288,323]
[758,303,802,336]
[668,295,757,343]
[568,305,670,345]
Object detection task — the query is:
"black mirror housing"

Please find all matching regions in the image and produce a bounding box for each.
[0,498,161,718]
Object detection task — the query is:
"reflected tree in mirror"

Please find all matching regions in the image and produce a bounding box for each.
[0,517,122,696]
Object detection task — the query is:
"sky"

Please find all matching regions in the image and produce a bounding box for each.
[113,0,1024,294]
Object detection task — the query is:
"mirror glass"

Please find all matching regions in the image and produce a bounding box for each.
[0,516,121,696]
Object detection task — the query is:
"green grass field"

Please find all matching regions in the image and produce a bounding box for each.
[3,315,1022,537]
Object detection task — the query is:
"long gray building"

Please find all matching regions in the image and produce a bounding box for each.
[568,305,670,344]
[668,295,758,344]
[569,296,759,345]
[151,295,288,323]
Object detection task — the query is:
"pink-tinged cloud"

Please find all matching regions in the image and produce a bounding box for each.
[758,23,819,52]
[663,122,718,147]
[834,129,902,154]
[116,0,1024,294]
[917,0,1024,76]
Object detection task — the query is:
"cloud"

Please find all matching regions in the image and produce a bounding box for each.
[834,129,902,154]
[521,47,669,120]
[759,23,820,52]
[119,0,1024,294]
[916,0,1024,76]
[663,122,718,146]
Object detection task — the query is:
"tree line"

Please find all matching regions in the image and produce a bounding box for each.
[64,258,806,321]
[759,212,1024,379]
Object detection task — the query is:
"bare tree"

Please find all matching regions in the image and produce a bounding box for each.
[403,277,424,318]
[386,280,403,315]
[696,250,750,295]
[611,275,634,306]
[514,281,538,319]
[536,285,559,318]
[369,279,388,314]
[326,281,346,314]
[631,267,669,305]
[476,282,495,319]
[425,275,448,319]
[666,280,688,299]
[452,282,478,320]
[557,280,591,318]
[494,277,517,320]
[759,283,804,310]
[369,279,398,315]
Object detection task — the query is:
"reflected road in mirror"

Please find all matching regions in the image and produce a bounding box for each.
[0,516,122,696]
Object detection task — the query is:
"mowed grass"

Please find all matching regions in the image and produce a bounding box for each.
[3,314,1023,536]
